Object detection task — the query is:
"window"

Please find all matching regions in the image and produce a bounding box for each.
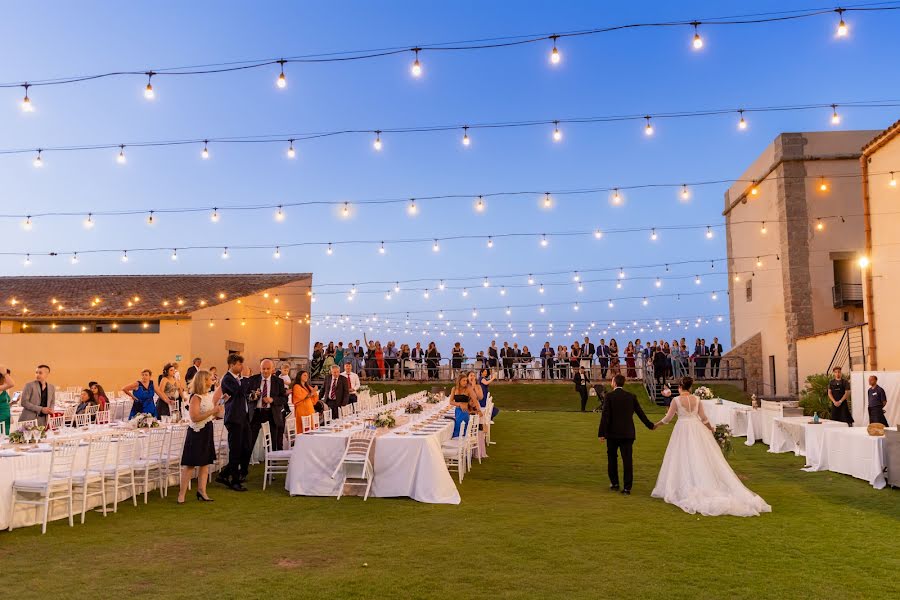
[13,320,161,334]
[745,279,753,302]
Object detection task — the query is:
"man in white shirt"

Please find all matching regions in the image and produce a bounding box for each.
[342,361,361,404]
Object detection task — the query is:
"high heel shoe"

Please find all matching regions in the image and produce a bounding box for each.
[196,491,214,502]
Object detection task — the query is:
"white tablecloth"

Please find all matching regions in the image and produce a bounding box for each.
[803,426,895,489]
[768,417,846,459]
[285,402,460,504]
[700,399,762,446]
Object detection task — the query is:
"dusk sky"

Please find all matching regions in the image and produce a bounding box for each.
[3,1,900,352]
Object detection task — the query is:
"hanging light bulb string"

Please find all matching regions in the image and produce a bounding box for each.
[2,3,895,91]
[6,98,900,161]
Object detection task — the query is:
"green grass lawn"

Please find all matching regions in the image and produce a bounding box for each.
[3,385,898,599]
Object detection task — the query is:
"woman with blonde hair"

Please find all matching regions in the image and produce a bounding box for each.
[177,370,224,504]
[451,373,483,438]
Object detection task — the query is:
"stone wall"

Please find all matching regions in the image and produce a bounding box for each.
[724,332,763,395]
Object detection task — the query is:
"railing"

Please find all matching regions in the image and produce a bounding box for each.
[826,323,867,374]
[832,283,863,308]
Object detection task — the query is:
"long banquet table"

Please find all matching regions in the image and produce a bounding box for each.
[768,416,846,463]
[285,400,461,504]
[802,425,896,489]
[700,399,763,446]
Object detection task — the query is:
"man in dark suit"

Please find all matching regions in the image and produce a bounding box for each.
[540,342,555,380]
[574,366,590,412]
[695,339,709,378]
[583,337,596,367]
[247,358,289,452]
[322,364,350,418]
[708,338,723,378]
[598,374,656,495]
[501,342,515,380]
[217,354,251,491]
[184,357,202,385]
[596,339,610,379]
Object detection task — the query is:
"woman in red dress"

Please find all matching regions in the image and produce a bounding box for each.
[375,341,386,379]
[625,342,637,379]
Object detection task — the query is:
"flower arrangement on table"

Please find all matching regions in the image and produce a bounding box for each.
[8,423,47,444]
[425,391,443,404]
[694,386,714,401]
[713,424,733,456]
[373,412,396,429]
[128,413,161,429]
[405,401,423,414]
[357,385,370,395]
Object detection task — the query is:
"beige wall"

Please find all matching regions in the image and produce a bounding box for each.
[865,131,900,370]
[796,328,845,387]
[0,280,311,391]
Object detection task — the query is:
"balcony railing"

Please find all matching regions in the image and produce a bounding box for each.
[832,283,863,308]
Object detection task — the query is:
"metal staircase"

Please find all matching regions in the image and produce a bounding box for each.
[826,323,867,374]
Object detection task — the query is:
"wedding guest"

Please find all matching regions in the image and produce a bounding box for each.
[0,365,15,434]
[247,359,288,452]
[488,341,499,372]
[123,369,158,418]
[88,381,108,412]
[411,342,425,370]
[208,366,219,391]
[540,342,555,380]
[501,342,515,380]
[384,341,398,379]
[625,342,637,379]
[467,371,484,407]
[400,344,412,379]
[334,342,345,368]
[355,340,366,375]
[325,342,335,361]
[557,345,569,379]
[451,342,464,376]
[342,361,361,404]
[185,357,202,385]
[520,345,532,378]
[694,338,708,378]
[450,374,483,438]
[177,371,224,504]
[828,367,853,426]
[867,375,890,426]
[216,354,251,492]
[157,363,182,418]
[597,339,610,380]
[652,346,668,390]
[583,337,596,367]
[75,388,98,417]
[709,338,723,378]
[322,364,350,418]
[477,367,498,414]
[310,342,325,379]
[19,364,56,427]
[574,366,590,412]
[365,341,377,379]
[426,342,441,379]
[292,370,319,432]
[608,339,620,377]
[374,341,386,379]
[570,341,582,373]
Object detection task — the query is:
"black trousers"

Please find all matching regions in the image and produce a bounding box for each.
[606,438,634,490]
[695,359,706,378]
[709,358,721,378]
[503,360,514,380]
[326,399,340,420]
[385,358,397,379]
[223,420,251,484]
[577,387,588,411]
[542,359,555,379]
[869,406,889,426]
[598,359,609,379]
[250,408,282,452]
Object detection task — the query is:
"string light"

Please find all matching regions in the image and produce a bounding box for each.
[538,284,545,294]
[341,202,350,218]
[691,22,703,49]
[890,172,897,188]
[711,292,718,300]
[608,300,614,308]
[273,246,281,259]
[539,305,546,313]
[644,116,654,136]
[655,277,662,288]
[423,289,430,299]
[432,239,440,252]
[750,184,759,197]
[394,282,401,293]
[116,145,126,164]
[287,140,296,159]
[276,206,285,221]
[462,288,469,297]
[210,208,220,223]
[326,243,333,255]
[831,104,841,125]
[483,277,490,288]
[24,254,31,266]
[540,234,549,247]
[83,213,94,229]
[642,297,648,306]
[33,150,43,168]
[836,8,848,37]
[22,216,32,231]
[144,72,154,99]
[738,109,747,130]
[408,198,418,215]
[618,268,625,279]
[528,274,535,285]
[760,222,767,234]
[650,228,658,241]
[706,226,713,239]
[819,177,829,192]
[379,241,386,254]
[487,236,494,248]
[71,253,79,265]
[147,211,155,226]
[611,188,622,205]
[475,195,486,212]
[549,35,561,64]
[373,130,383,151]
[680,184,690,201]
[276,60,287,88]
[594,229,603,239]
[695,275,701,285]
[573,271,581,282]
[756,256,763,268]
[816,218,824,231]
[439,280,446,291]
[410,48,423,77]
[201,140,210,159]
[462,126,470,146]
[221,247,229,259]
[171,248,178,261]
[21,84,34,112]
[552,121,562,142]
[500,286,507,296]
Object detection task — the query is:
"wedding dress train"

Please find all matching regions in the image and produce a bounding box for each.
[651,394,771,517]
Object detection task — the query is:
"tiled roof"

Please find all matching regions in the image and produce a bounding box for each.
[0,273,311,318]
[862,118,900,153]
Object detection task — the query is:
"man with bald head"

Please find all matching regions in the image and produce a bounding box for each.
[248,358,289,452]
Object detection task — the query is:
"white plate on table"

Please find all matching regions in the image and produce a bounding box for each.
[0,449,22,457]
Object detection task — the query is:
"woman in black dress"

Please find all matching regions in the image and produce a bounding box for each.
[828,367,853,426]
[177,371,223,503]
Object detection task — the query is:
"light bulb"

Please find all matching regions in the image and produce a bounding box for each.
[423,290,430,299]
[836,10,848,37]
[342,202,350,218]
[761,222,768,234]
[21,85,33,112]
[23,216,33,231]
[144,73,155,99]
[277,61,287,88]
[475,195,485,212]
[71,253,79,265]
[819,178,829,192]
[577,283,584,292]
[539,284,545,294]
[612,188,622,205]
[379,241,386,254]
[487,237,493,248]
[540,234,548,247]
[83,214,94,229]
[483,278,490,288]
[273,247,281,259]
[539,305,545,313]
[287,142,296,159]
[692,24,703,49]
[695,275,701,285]
[608,300,614,309]
[644,116,654,136]
[738,110,747,130]
[373,131,383,151]
[117,145,126,164]
[408,199,418,215]
[410,49,422,77]
[432,240,440,252]
[550,37,560,64]
[500,287,506,295]
[642,297,648,306]
[594,229,603,239]
[147,212,155,226]
[275,206,285,221]
[211,209,220,223]
[890,172,897,188]
[326,243,333,255]
[394,282,400,293]
[221,247,229,259]
[756,257,763,268]
[655,277,662,288]
[552,121,562,142]
[650,228,658,241]
[858,256,870,269]
[618,268,625,279]
[528,274,534,285]
[462,127,470,146]
[706,226,713,239]
[121,251,129,263]
[750,185,759,197]
[831,105,841,125]
[439,280,446,291]
[506,307,512,315]
[711,292,718,300]
[573,271,580,282]
[543,193,552,209]
[462,288,469,297]
[680,184,690,201]
[816,219,824,231]
[33,150,43,168]
[170,249,178,261]
[201,142,210,159]
[24,254,31,266]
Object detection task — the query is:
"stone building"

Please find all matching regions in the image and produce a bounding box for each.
[723,131,877,397]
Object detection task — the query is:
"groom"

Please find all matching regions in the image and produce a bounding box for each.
[598,374,656,495]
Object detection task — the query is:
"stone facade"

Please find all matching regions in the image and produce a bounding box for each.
[723,332,763,395]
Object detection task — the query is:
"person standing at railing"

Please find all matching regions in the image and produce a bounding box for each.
[597,339,610,380]
[625,343,637,379]
[488,341,500,374]
[451,342,464,378]
[583,337,596,368]
[608,339,621,377]
[426,342,441,380]
[501,342,515,380]
[709,338,723,378]
[384,341,398,380]
[540,342,555,380]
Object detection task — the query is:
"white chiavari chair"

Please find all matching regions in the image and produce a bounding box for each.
[74,413,91,428]
[133,428,168,503]
[261,422,292,490]
[465,414,481,469]
[48,415,65,430]
[8,438,80,534]
[62,405,77,426]
[299,414,312,435]
[96,410,110,425]
[331,429,376,500]
[17,419,38,430]
[87,404,100,419]
[321,408,333,425]
[102,433,139,512]
[163,425,188,496]
[212,419,228,478]
[285,415,299,447]
[442,420,468,483]
[71,434,112,524]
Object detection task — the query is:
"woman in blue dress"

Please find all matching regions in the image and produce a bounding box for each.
[450,373,482,438]
[122,369,159,418]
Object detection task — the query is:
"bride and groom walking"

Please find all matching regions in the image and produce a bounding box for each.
[598,374,770,517]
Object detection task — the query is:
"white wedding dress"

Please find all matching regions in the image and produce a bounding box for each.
[651,394,771,517]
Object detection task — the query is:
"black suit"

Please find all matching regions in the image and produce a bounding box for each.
[597,345,610,378]
[709,343,723,378]
[574,372,590,411]
[247,374,288,452]
[185,365,199,384]
[221,370,251,484]
[501,346,515,380]
[322,374,350,418]
[598,387,655,491]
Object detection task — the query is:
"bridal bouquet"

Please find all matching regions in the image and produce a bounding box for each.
[694,386,714,400]
[405,401,423,414]
[373,412,397,429]
[713,424,734,456]
[128,413,161,429]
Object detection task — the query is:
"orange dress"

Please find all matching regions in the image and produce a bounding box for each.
[292,384,318,432]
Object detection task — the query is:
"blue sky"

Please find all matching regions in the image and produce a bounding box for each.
[3,1,900,352]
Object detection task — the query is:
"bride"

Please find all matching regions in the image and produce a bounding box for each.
[652,377,771,517]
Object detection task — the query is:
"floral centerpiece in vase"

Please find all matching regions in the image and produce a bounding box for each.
[425,391,443,404]
[713,424,734,456]
[9,423,47,444]
[373,412,396,429]
[405,401,423,414]
[694,386,715,402]
[128,413,161,429]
